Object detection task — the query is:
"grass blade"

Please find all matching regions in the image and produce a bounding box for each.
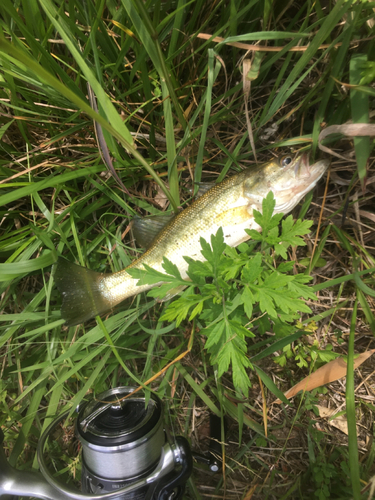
[350,53,370,188]
[346,299,361,499]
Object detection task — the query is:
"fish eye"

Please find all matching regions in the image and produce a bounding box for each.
[280,156,292,168]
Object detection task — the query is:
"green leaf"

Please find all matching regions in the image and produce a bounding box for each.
[257,287,277,318]
[229,320,255,339]
[241,253,263,283]
[277,261,295,273]
[288,277,316,301]
[200,227,227,268]
[241,286,254,319]
[350,53,370,188]
[210,321,252,395]
[0,251,57,280]
[161,257,183,279]
[127,262,184,286]
[268,217,313,258]
[204,321,226,351]
[253,191,283,233]
[159,292,204,326]
[185,258,213,280]
[263,271,294,289]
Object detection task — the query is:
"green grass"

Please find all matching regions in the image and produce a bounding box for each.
[1,0,375,498]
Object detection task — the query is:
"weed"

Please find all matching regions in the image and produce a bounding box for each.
[129,192,317,395]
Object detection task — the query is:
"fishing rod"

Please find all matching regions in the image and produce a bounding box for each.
[0,386,222,500]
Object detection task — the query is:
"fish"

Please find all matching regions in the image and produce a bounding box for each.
[54,154,329,326]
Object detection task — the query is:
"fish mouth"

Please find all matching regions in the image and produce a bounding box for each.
[294,153,309,177]
[291,155,330,199]
[295,153,330,182]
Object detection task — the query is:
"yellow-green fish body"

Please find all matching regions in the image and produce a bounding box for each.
[55,155,329,325]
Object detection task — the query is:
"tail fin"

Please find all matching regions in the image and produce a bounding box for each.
[54,258,112,326]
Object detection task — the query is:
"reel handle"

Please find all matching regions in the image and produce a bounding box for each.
[154,436,193,500]
[0,428,58,500]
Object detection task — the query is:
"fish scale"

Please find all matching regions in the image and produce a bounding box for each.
[55,155,329,325]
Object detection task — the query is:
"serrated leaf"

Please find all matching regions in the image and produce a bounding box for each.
[318,350,339,363]
[185,257,212,280]
[273,242,289,259]
[199,236,213,262]
[230,320,255,339]
[241,253,263,283]
[257,288,277,317]
[266,226,280,245]
[280,216,312,245]
[215,323,252,395]
[127,263,183,286]
[162,256,183,279]
[293,274,313,284]
[160,294,203,326]
[147,282,184,299]
[223,263,243,280]
[189,300,205,321]
[263,271,294,289]
[265,216,313,257]
[266,289,305,314]
[296,354,308,368]
[245,229,263,240]
[127,266,164,284]
[288,280,316,301]
[160,301,188,326]
[241,286,254,319]
[210,227,227,262]
[253,191,277,230]
[220,254,246,281]
[224,246,239,258]
[204,321,226,351]
[277,261,295,273]
[274,354,287,367]
[254,208,284,233]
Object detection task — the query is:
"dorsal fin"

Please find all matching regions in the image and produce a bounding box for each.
[132,184,215,248]
[132,214,175,248]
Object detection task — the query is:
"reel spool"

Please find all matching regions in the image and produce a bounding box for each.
[77,387,182,499]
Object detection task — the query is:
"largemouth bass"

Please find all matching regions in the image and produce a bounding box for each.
[55,155,329,326]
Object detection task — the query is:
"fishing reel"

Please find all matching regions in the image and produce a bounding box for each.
[0,387,222,500]
[0,387,200,500]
